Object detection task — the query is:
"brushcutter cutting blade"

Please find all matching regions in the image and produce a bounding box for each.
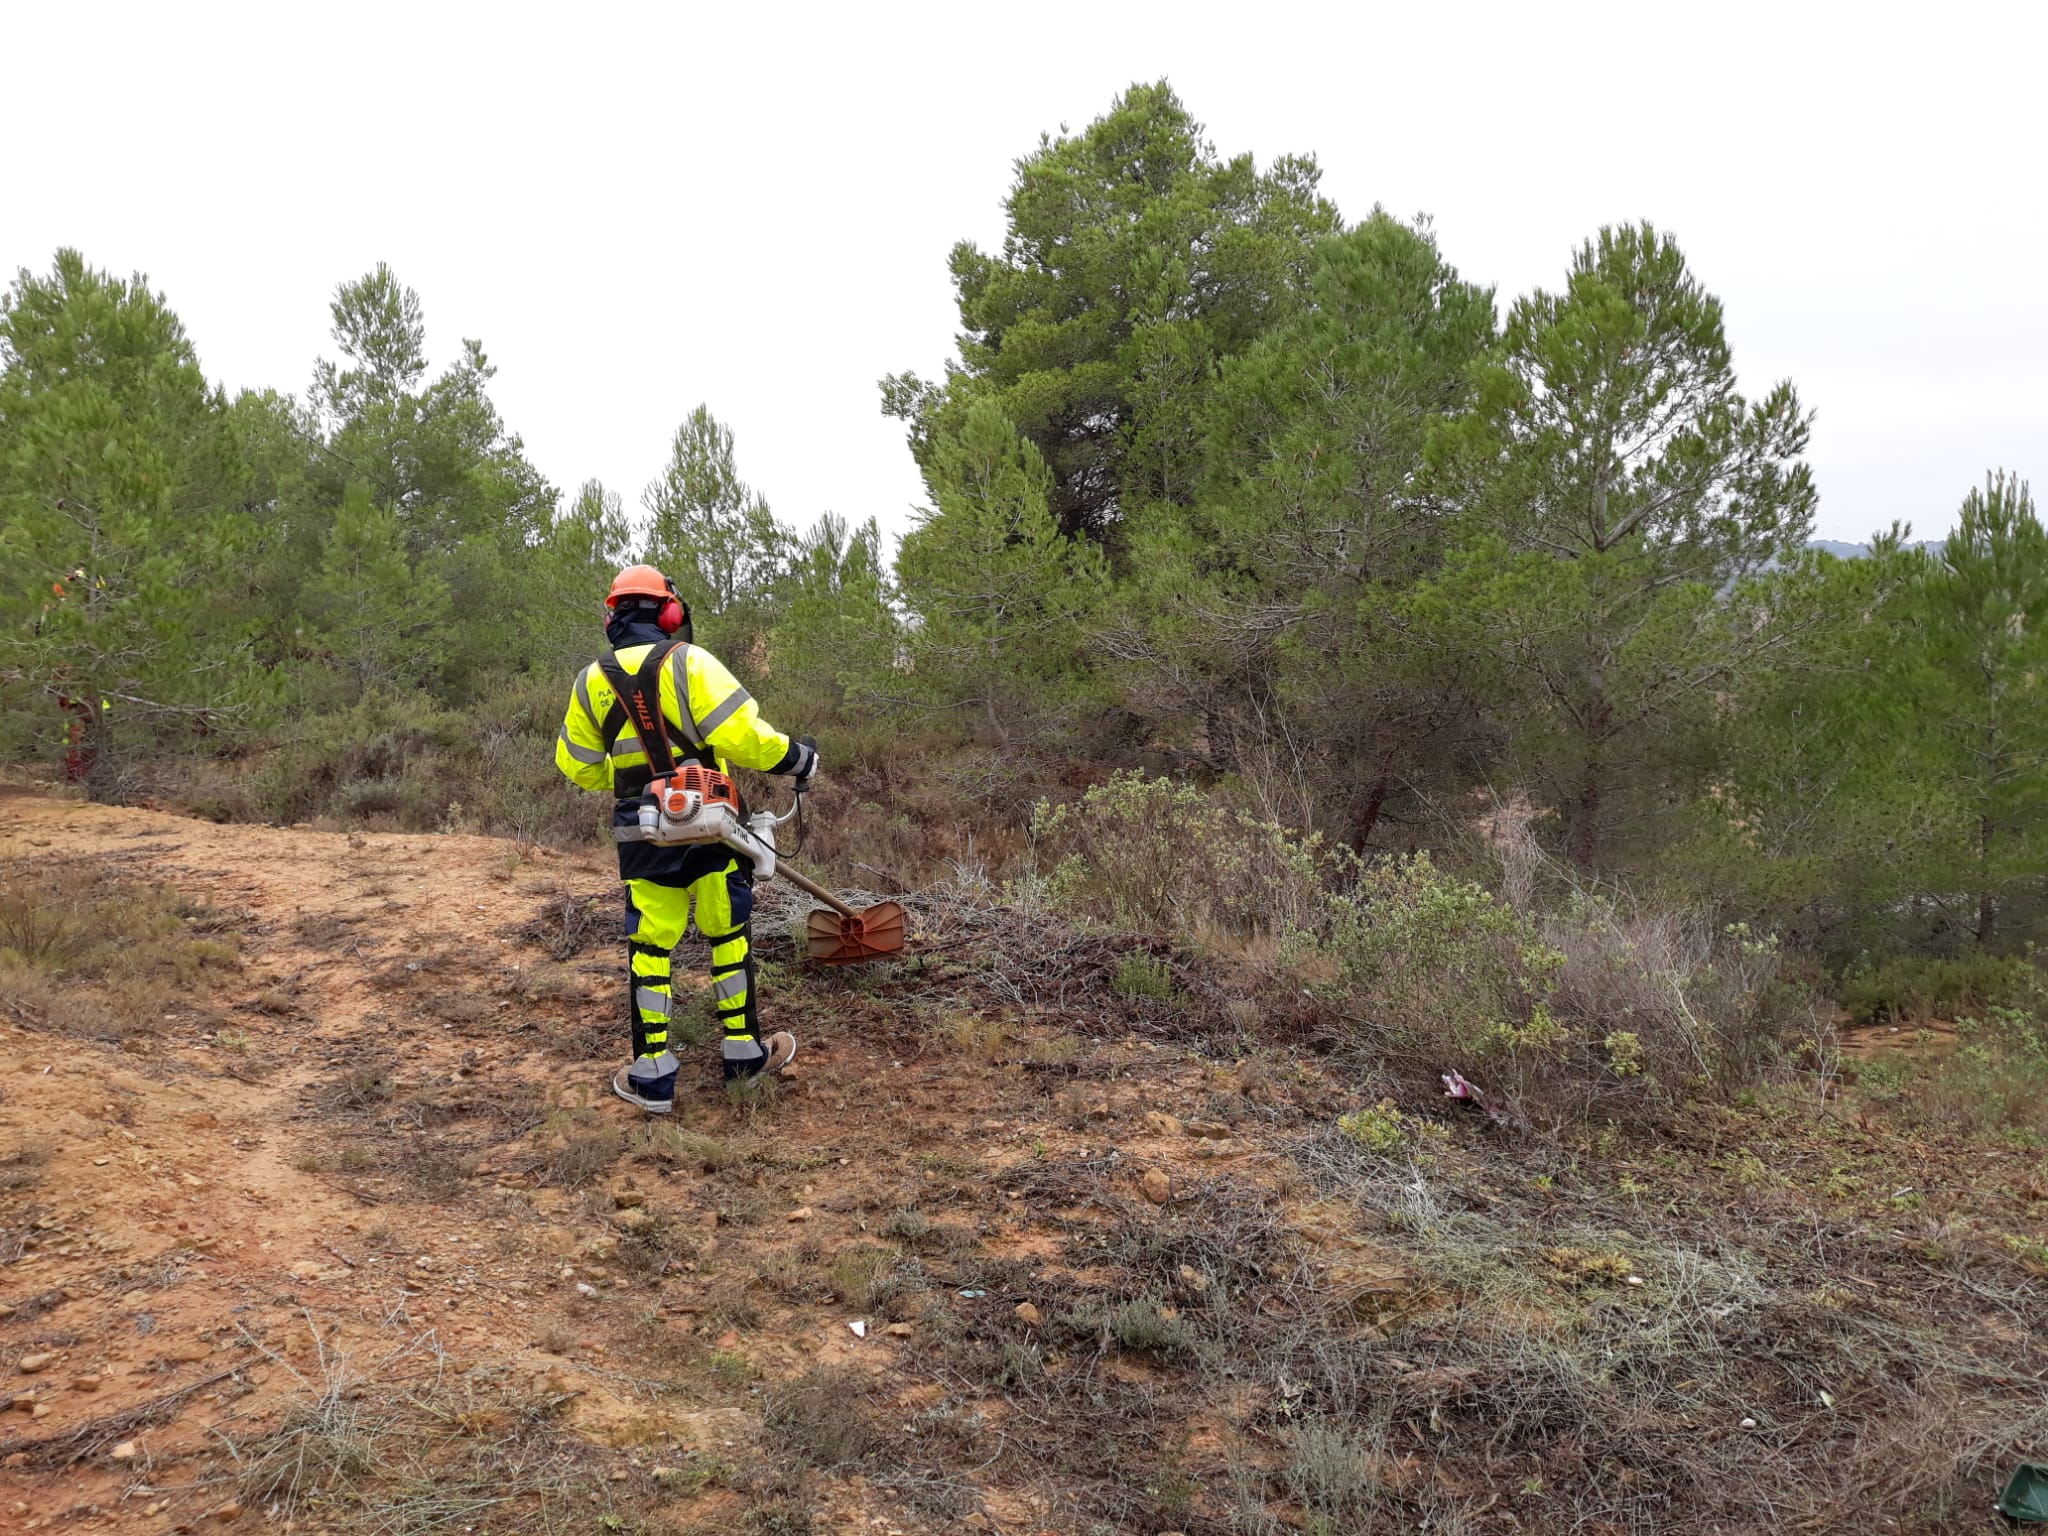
[806,900,909,965]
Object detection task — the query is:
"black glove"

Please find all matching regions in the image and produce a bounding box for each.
[788,735,820,790]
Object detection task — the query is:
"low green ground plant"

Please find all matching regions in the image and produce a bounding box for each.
[1861,1003,2048,1135]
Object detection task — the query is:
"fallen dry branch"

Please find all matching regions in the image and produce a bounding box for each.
[0,1365,244,1468]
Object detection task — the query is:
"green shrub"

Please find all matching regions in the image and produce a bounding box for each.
[1336,1101,1410,1155]
[1326,851,1565,1057]
[1104,1297,1193,1356]
[1866,1004,2048,1135]
[227,679,602,847]
[1839,951,2043,1024]
[1111,953,1175,1000]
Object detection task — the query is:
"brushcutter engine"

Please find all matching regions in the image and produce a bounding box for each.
[619,765,779,879]
[620,773,906,965]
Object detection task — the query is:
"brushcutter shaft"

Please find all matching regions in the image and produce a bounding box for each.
[777,863,860,919]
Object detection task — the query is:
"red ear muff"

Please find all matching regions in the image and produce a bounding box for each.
[656,598,684,634]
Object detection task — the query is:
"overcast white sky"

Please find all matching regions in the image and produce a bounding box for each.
[9,1,2043,547]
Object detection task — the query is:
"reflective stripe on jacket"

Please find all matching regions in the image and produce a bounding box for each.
[555,642,790,795]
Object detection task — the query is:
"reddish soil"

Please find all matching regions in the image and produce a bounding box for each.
[0,795,1247,1533]
[7,795,2047,1535]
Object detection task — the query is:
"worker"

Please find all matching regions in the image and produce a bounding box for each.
[555,564,818,1111]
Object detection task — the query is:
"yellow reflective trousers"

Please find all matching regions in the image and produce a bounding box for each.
[624,857,762,1083]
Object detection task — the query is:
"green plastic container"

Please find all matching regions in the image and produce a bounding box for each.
[1998,1464,2048,1522]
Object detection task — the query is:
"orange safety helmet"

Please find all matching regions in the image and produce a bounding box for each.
[606,565,686,635]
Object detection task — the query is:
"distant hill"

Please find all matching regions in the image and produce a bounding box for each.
[1807,538,1939,560]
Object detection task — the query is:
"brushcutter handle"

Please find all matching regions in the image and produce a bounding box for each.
[744,787,861,919]
[750,785,807,830]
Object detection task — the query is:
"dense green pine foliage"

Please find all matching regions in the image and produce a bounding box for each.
[882,81,1340,545]
[0,252,271,797]
[2,81,2040,974]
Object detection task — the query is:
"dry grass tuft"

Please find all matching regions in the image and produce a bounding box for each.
[763,1367,881,1470]
[0,859,239,1040]
[221,1325,613,1534]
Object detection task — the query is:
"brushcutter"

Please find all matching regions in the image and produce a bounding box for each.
[621,768,907,965]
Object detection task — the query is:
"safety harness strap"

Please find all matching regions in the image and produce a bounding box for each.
[597,638,692,776]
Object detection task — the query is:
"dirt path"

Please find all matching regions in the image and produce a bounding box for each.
[0,798,615,1524]
[0,795,1232,1534]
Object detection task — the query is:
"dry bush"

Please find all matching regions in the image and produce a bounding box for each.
[1541,899,1817,1095]
[223,1332,612,1533]
[318,1064,398,1112]
[542,1126,627,1190]
[199,681,604,849]
[157,687,1018,889]
[1284,1419,1385,1527]
[1320,853,1817,1130]
[0,1143,52,1194]
[741,1497,819,1536]
[1174,1138,2045,1536]
[515,893,614,962]
[830,1245,908,1314]
[616,1209,696,1279]
[1032,770,1344,940]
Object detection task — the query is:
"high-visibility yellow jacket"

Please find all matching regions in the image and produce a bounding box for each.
[555,640,795,796]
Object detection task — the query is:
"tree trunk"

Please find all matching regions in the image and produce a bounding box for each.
[1569,684,1613,870]
[1569,764,1603,870]
[1351,767,1393,853]
[1974,813,1997,949]
[83,702,119,805]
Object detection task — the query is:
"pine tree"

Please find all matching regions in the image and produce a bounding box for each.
[0,251,269,798]
[770,512,899,723]
[1901,473,2048,947]
[303,483,450,701]
[529,479,636,670]
[895,401,1108,745]
[884,81,1341,545]
[311,262,427,426]
[642,405,785,660]
[1418,224,1817,868]
[1109,214,1496,836]
[305,267,555,702]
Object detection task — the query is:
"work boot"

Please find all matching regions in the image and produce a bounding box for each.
[612,1063,677,1114]
[723,1031,798,1087]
